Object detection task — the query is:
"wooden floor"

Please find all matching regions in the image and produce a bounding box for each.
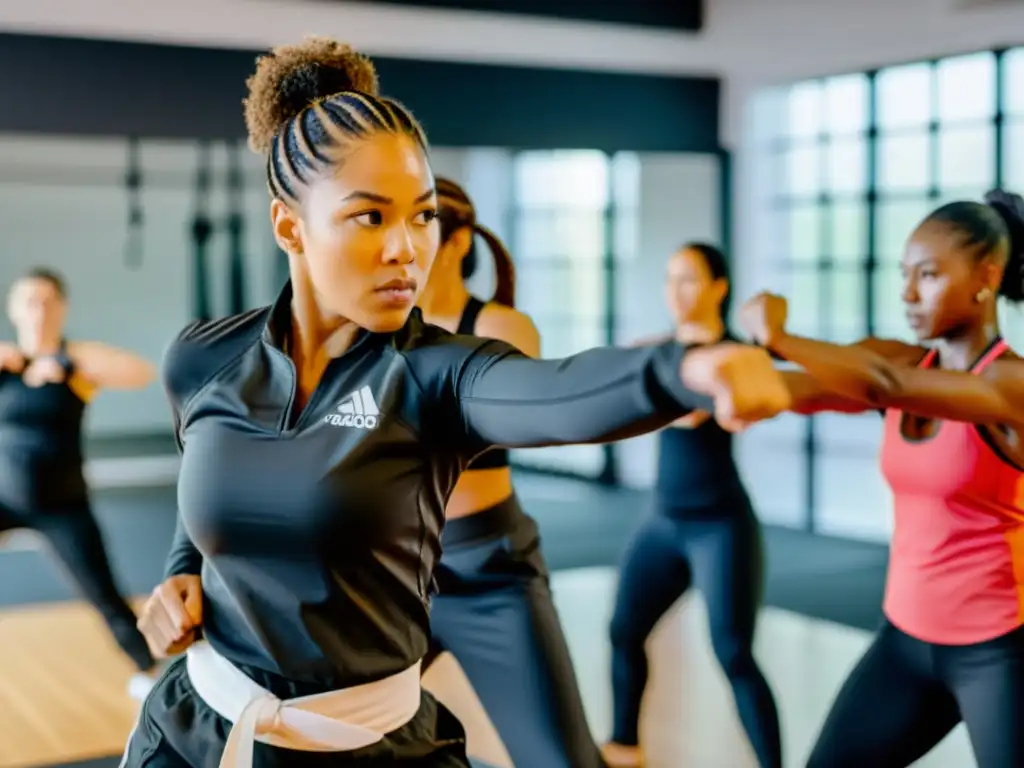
[0,567,975,768]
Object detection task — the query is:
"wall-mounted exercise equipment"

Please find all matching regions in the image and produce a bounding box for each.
[226,139,247,316]
[123,137,144,269]
[190,141,214,322]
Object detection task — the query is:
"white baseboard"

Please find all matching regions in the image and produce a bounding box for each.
[83,455,181,488]
[0,456,181,551]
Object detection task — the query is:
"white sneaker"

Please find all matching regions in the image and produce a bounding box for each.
[127,672,157,702]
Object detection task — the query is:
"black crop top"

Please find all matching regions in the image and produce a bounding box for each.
[655,332,748,512]
[162,282,712,689]
[457,296,507,470]
[0,344,87,510]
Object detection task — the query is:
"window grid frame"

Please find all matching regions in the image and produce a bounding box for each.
[508,150,617,483]
[768,48,1012,532]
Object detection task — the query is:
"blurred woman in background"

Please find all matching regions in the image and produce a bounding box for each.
[0,267,159,700]
[417,177,605,768]
[602,244,782,768]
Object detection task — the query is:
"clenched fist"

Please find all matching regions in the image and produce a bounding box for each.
[22,357,68,387]
[680,343,791,431]
[0,343,25,375]
[137,574,203,659]
[740,292,789,348]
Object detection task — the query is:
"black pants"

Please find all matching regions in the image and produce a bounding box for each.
[121,655,469,766]
[608,499,782,768]
[0,499,153,670]
[424,497,603,768]
[807,619,1024,768]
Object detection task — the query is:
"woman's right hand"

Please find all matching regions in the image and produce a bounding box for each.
[739,292,789,348]
[681,343,791,431]
[137,574,203,659]
[0,342,25,375]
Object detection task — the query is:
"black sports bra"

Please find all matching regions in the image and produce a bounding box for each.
[0,341,88,509]
[458,297,510,471]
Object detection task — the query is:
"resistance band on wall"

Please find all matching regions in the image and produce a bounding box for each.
[190,141,214,322]
[226,139,247,316]
[124,137,144,269]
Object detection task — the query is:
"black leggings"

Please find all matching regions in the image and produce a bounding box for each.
[0,500,154,671]
[425,497,603,768]
[608,501,782,768]
[807,619,1024,768]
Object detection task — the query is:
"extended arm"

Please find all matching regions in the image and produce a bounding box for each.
[68,341,157,391]
[766,333,918,405]
[779,370,874,415]
[742,293,1024,426]
[773,341,917,416]
[773,333,1024,426]
[450,338,717,452]
[615,320,869,420]
[632,332,712,427]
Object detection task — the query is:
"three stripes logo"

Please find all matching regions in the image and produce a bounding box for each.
[324,385,380,430]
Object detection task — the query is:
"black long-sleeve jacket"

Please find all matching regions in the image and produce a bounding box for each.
[163,282,712,688]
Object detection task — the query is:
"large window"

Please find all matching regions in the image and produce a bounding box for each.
[509,150,613,479]
[762,48,1022,538]
[774,74,871,344]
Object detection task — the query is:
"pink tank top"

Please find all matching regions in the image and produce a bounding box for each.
[880,338,1024,645]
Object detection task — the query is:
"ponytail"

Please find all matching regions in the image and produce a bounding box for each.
[435,175,516,306]
[474,224,516,308]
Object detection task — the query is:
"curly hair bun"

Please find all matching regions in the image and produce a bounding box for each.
[243,36,380,154]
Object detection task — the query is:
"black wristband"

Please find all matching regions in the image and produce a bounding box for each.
[649,340,716,413]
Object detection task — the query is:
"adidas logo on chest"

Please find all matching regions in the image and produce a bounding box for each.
[324,385,380,430]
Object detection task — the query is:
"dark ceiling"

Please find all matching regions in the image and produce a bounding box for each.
[313,0,703,31]
[0,32,719,151]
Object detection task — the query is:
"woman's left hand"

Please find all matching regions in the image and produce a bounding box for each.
[22,357,68,387]
[740,292,789,348]
[680,342,792,431]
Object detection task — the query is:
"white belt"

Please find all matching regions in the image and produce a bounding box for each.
[185,641,422,767]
